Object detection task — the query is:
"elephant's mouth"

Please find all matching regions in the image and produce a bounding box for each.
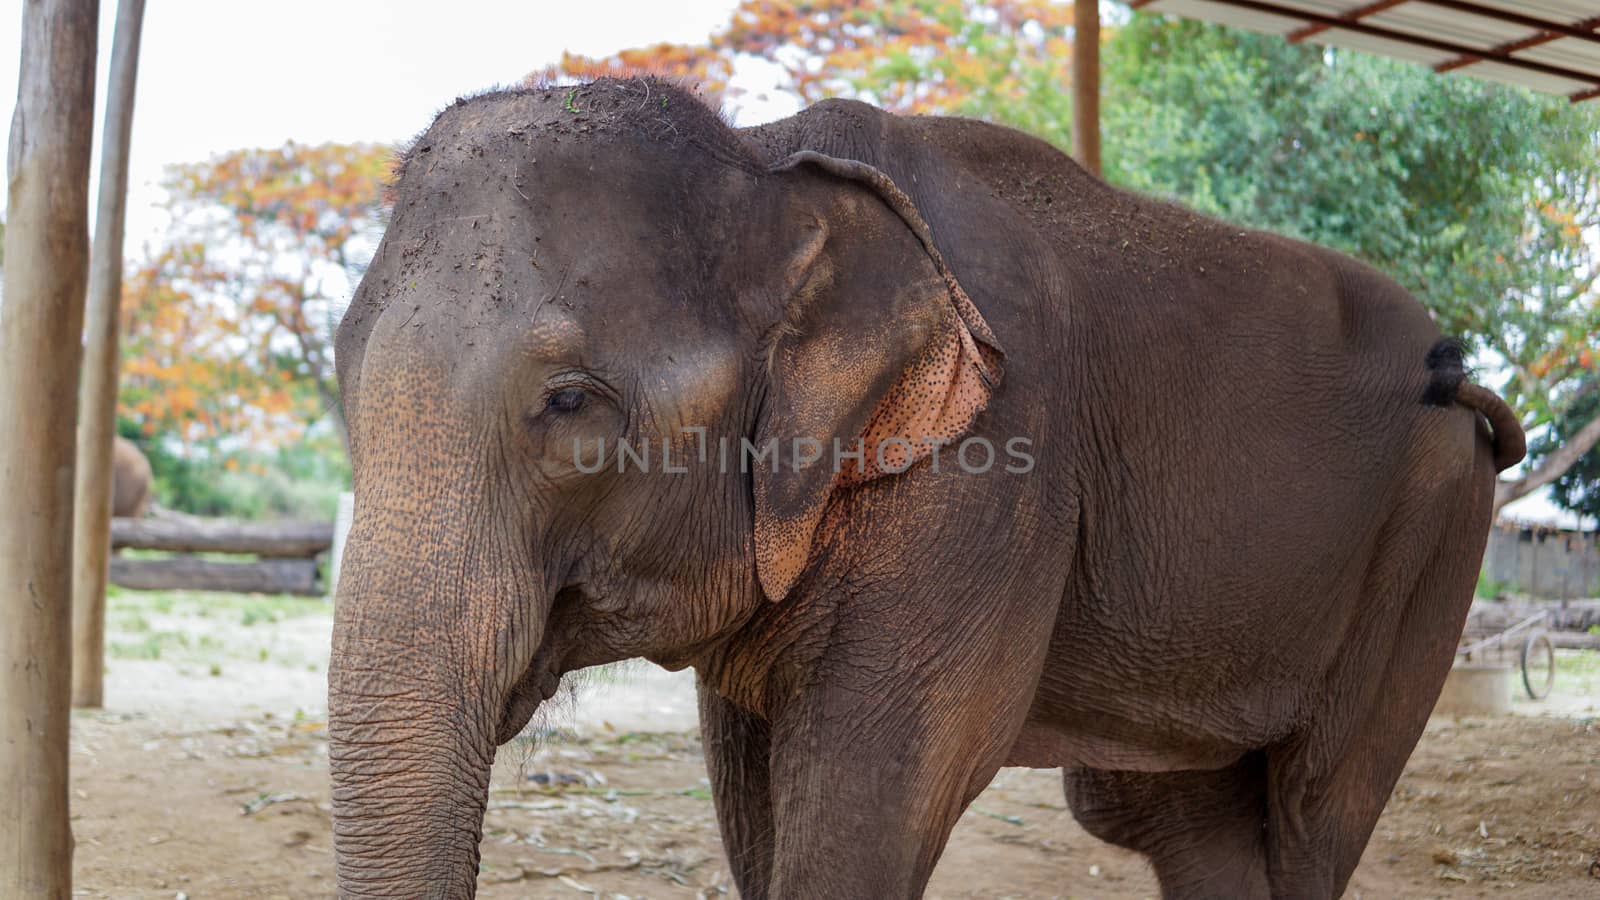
[494,650,562,745]
[492,586,580,745]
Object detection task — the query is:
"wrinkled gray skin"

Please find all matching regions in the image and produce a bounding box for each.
[328,79,1521,899]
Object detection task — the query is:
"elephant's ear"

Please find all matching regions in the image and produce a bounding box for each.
[752,151,1004,602]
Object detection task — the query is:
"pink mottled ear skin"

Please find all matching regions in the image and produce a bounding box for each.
[753,288,1002,604]
[840,288,1002,483]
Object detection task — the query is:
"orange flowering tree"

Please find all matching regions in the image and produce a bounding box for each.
[121,141,392,448]
[535,0,1076,141]
[536,42,736,104]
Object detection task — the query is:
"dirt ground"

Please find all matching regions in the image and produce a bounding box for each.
[69,592,1600,898]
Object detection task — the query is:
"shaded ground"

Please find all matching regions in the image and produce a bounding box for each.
[70,591,1600,898]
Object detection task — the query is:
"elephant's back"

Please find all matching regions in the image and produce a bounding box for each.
[741,102,1450,467]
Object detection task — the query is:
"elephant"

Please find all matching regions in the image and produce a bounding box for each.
[327,78,1524,899]
[112,435,151,518]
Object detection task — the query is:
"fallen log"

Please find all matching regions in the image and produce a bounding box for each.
[111,518,332,558]
[109,556,321,596]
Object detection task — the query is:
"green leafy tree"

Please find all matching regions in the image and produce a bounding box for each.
[1099,16,1600,511]
[116,416,349,519]
[1526,379,1600,522]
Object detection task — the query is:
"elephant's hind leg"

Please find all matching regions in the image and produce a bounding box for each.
[1263,450,1492,897]
[1065,757,1271,899]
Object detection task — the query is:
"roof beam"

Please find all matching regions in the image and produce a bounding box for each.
[1413,2,1600,46]
[1433,13,1600,100]
[1154,0,1600,92]
[1436,19,1600,73]
[1429,9,1600,102]
[1285,0,1408,44]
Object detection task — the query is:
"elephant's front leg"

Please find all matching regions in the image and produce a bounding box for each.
[698,674,776,898]
[761,627,1046,897]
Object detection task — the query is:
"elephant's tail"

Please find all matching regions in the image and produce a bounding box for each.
[1422,338,1526,474]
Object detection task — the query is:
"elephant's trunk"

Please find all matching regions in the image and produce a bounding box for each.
[328,477,541,898]
[328,647,494,898]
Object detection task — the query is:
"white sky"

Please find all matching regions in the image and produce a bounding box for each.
[0,0,795,256]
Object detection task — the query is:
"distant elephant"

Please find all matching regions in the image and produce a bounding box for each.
[327,80,1524,899]
[111,435,151,519]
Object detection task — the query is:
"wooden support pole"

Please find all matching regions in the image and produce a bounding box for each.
[73,0,147,710]
[1073,0,1102,177]
[0,1,100,896]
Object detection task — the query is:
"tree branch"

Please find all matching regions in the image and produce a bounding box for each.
[1495,409,1600,513]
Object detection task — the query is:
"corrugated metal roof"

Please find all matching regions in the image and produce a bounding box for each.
[1132,0,1600,101]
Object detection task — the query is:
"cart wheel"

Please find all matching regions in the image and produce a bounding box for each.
[1520,630,1555,701]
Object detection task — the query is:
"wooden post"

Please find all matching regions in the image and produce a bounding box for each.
[0,1,100,896]
[73,0,147,710]
[1073,0,1102,177]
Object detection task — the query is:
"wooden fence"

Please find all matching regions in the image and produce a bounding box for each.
[108,518,333,596]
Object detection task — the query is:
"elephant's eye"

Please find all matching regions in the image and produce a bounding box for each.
[547,388,586,414]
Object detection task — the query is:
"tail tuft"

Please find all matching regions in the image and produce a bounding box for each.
[1421,338,1469,407]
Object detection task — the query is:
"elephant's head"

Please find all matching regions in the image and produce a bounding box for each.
[328,79,1001,897]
